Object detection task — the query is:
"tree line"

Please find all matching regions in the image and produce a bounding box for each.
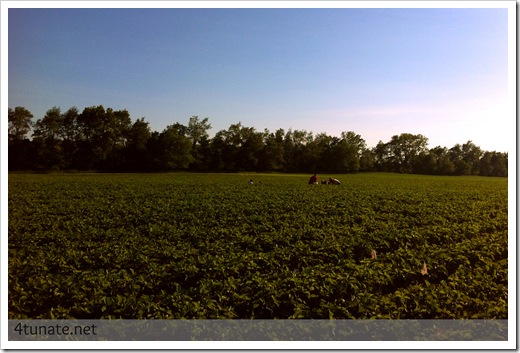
[8,105,508,177]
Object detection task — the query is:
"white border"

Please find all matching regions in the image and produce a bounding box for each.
[1,0,10,350]
[1,1,516,350]
[0,0,516,9]
[2,340,518,350]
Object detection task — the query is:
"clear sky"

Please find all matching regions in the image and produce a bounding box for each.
[7,3,513,152]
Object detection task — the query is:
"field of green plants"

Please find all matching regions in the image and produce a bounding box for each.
[8,172,508,319]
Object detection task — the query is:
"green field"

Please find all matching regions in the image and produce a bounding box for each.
[8,172,508,319]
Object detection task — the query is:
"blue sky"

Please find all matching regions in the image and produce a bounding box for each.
[7,5,512,152]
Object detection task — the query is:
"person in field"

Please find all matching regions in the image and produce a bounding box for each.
[329,177,340,185]
[308,174,318,185]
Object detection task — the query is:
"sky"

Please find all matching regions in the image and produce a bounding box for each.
[6,3,514,152]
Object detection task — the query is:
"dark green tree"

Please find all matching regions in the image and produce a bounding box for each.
[461,141,483,175]
[449,141,482,175]
[147,124,193,171]
[415,146,455,175]
[186,116,212,147]
[217,123,243,171]
[33,106,63,140]
[61,107,80,169]
[208,130,230,171]
[192,135,213,171]
[75,106,132,170]
[283,129,314,172]
[430,146,455,175]
[359,148,376,172]
[186,116,212,171]
[7,105,508,176]
[490,152,507,177]
[385,133,429,173]
[123,117,152,171]
[32,107,65,170]
[336,131,367,173]
[62,107,80,142]
[237,126,265,171]
[259,128,285,171]
[373,141,391,172]
[480,151,508,177]
[8,106,34,142]
[8,106,34,170]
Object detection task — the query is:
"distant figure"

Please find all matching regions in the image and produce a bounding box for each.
[421,262,428,276]
[329,177,340,185]
[321,180,328,185]
[249,179,254,185]
[308,174,318,185]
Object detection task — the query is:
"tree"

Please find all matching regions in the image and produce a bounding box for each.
[373,141,392,172]
[209,123,265,172]
[186,116,212,147]
[147,125,193,171]
[62,107,80,142]
[61,107,80,169]
[359,148,376,172]
[32,107,65,170]
[8,106,34,170]
[461,141,482,175]
[414,146,455,176]
[304,132,327,172]
[480,151,507,177]
[127,118,151,151]
[107,108,132,150]
[75,105,106,169]
[7,104,509,176]
[191,135,213,172]
[123,117,151,171]
[186,116,212,170]
[336,131,367,173]
[33,106,63,140]
[76,105,106,141]
[9,106,33,142]
[341,131,367,155]
[385,133,429,173]
[449,141,482,175]
[259,128,285,171]
[283,129,314,172]
[237,126,265,171]
[208,130,230,171]
[479,151,493,176]
[75,105,132,170]
[329,138,360,173]
[449,144,470,175]
[490,152,507,177]
[430,146,455,175]
[216,123,243,171]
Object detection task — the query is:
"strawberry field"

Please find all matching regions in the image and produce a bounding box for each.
[8,173,508,319]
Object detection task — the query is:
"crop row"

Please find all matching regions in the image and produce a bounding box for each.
[8,173,508,319]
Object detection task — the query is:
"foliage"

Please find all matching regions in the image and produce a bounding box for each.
[8,106,508,176]
[8,106,34,142]
[8,173,508,319]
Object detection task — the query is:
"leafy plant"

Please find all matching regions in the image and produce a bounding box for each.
[8,173,508,319]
